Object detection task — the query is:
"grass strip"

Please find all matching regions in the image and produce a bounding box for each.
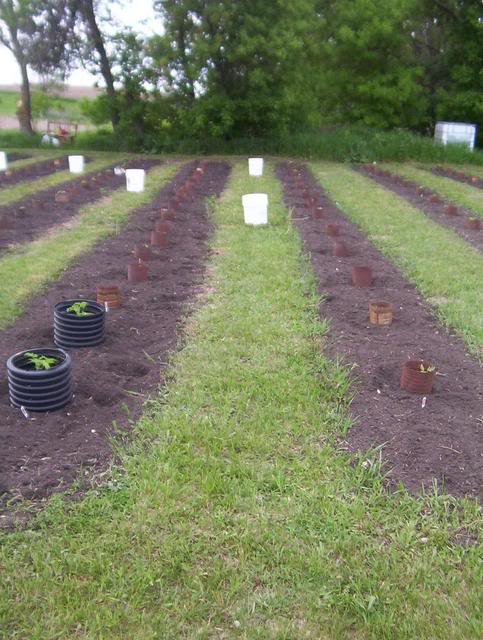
[313,162,483,357]
[381,163,483,217]
[0,160,480,639]
[2,152,56,171]
[0,161,179,328]
[0,153,126,206]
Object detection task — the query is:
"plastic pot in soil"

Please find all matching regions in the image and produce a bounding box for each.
[242,193,268,225]
[126,169,145,192]
[0,151,7,171]
[7,347,72,412]
[369,302,393,326]
[400,360,435,394]
[248,158,264,176]
[55,190,70,203]
[97,284,121,309]
[313,206,324,219]
[54,299,105,349]
[128,260,148,283]
[68,155,84,173]
[446,205,459,216]
[352,266,373,287]
[155,220,172,234]
[466,218,481,230]
[332,241,351,257]
[151,230,167,247]
[134,244,153,261]
[325,223,339,236]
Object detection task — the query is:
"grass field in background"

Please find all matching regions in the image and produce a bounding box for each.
[0,89,87,122]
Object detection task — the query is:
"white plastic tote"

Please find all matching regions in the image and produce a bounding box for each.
[68,155,84,173]
[126,169,145,192]
[242,193,268,225]
[248,158,264,176]
[0,151,7,171]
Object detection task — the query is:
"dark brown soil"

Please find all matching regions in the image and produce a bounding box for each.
[431,166,483,190]
[278,162,482,500]
[356,165,482,253]
[0,156,72,189]
[0,160,231,511]
[6,152,31,162]
[0,159,160,250]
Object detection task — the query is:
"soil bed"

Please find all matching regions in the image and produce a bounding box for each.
[0,160,230,513]
[0,159,159,250]
[431,166,483,190]
[0,155,74,190]
[278,162,482,499]
[356,165,482,253]
[5,152,31,163]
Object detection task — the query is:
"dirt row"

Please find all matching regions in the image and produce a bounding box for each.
[0,160,231,513]
[356,165,482,253]
[430,165,483,190]
[277,162,482,499]
[0,159,160,251]
[0,155,72,190]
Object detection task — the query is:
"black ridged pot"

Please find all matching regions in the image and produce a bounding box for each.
[54,299,105,348]
[6,348,72,412]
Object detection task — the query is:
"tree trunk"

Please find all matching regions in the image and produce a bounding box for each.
[18,59,34,135]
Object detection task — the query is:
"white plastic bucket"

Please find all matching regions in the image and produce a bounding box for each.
[126,169,145,192]
[248,158,264,176]
[242,193,268,225]
[0,151,7,171]
[68,155,84,173]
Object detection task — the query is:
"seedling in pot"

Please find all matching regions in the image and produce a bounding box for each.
[419,363,435,374]
[66,301,94,317]
[24,351,60,370]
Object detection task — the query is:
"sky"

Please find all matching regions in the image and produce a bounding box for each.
[0,0,159,87]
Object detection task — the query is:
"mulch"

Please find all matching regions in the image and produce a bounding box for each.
[356,165,482,253]
[0,160,231,514]
[430,166,483,190]
[0,159,160,251]
[0,155,72,190]
[277,162,482,500]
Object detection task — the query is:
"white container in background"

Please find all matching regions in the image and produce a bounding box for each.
[0,151,7,171]
[68,155,85,173]
[126,169,145,192]
[242,193,268,225]
[248,158,264,176]
[434,122,477,150]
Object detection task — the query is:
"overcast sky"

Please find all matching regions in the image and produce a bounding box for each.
[0,0,159,86]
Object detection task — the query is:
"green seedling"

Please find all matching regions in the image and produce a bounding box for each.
[419,363,435,374]
[25,352,60,370]
[66,301,94,317]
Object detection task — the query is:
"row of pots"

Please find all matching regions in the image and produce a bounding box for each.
[281,162,435,395]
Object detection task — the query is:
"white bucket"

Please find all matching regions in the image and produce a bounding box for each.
[248,158,264,176]
[68,155,85,173]
[126,169,145,192]
[0,151,7,171]
[242,193,268,225]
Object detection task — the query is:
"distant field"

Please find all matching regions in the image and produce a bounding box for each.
[0,89,89,123]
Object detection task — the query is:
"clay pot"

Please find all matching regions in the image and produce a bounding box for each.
[400,360,435,394]
[161,207,176,221]
[150,230,167,247]
[325,223,339,236]
[55,190,69,203]
[313,206,324,219]
[446,205,458,216]
[352,266,372,287]
[429,194,441,204]
[97,284,122,309]
[155,220,171,234]
[332,241,350,258]
[369,301,393,326]
[465,218,481,230]
[128,260,148,283]
[134,244,153,261]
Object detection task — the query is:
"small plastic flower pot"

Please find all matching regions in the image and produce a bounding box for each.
[6,347,72,412]
[352,266,373,287]
[97,284,121,309]
[400,360,435,394]
[150,230,168,247]
[465,218,481,230]
[446,205,459,216]
[134,244,153,261]
[55,190,70,203]
[313,206,324,219]
[429,194,441,204]
[128,260,148,283]
[155,220,172,234]
[325,223,339,236]
[369,301,393,326]
[54,299,106,349]
[332,241,351,257]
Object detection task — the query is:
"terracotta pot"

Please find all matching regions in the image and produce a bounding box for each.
[400,360,435,394]
[150,230,167,247]
[332,241,350,257]
[465,218,481,230]
[369,301,393,326]
[446,205,458,216]
[134,244,153,261]
[325,223,339,236]
[128,260,148,283]
[97,284,121,309]
[352,266,372,287]
[55,190,69,203]
[155,220,171,234]
[313,206,324,219]
[429,194,441,204]
[161,207,176,221]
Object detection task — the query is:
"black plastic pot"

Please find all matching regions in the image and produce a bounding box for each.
[6,348,72,412]
[54,299,105,348]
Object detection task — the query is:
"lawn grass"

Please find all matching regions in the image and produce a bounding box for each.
[0,89,86,121]
[0,153,126,206]
[0,161,180,328]
[381,163,483,217]
[312,163,483,358]
[0,160,481,639]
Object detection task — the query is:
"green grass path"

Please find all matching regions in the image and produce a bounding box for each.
[313,162,483,357]
[382,163,483,217]
[0,161,480,639]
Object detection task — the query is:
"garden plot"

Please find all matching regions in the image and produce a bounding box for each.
[0,159,159,250]
[278,162,482,498]
[0,160,230,508]
[356,165,482,251]
[0,155,74,189]
[430,165,483,189]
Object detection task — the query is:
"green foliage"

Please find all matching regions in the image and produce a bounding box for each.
[24,351,60,370]
[66,301,94,317]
